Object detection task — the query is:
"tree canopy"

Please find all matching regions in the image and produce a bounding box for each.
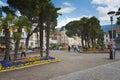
[116,8,120,25]
[64,16,104,48]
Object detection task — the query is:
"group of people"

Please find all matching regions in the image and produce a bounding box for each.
[68,45,80,52]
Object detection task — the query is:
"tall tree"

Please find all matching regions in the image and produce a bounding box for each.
[7,0,37,50]
[0,13,15,61]
[65,20,81,37]
[65,16,102,49]
[7,0,45,57]
[32,0,60,57]
[79,17,89,47]
[88,16,101,48]
[13,16,31,60]
[97,29,104,49]
[7,0,60,57]
[44,3,60,58]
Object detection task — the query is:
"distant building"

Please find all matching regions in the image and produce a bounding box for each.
[55,26,82,46]
[102,24,120,48]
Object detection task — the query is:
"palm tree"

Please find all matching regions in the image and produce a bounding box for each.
[7,0,37,50]
[13,16,31,60]
[33,0,60,57]
[7,0,44,57]
[0,13,15,61]
[44,4,60,58]
[7,0,60,57]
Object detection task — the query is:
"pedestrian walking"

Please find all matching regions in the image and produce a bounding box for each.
[108,44,116,59]
[73,45,76,52]
[76,45,79,53]
[20,44,26,58]
[112,44,116,59]
[68,45,71,52]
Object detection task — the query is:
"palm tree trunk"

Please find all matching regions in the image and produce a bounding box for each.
[14,40,20,60]
[81,35,84,47]
[91,38,94,48]
[37,32,39,47]
[46,21,50,58]
[39,14,43,57]
[14,28,22,60]
[4,29,11,61]
[25,34,31,50]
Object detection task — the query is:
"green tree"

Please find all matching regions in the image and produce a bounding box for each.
[65,20,81,37]
[30,0,60,58]
[13,16,31,60]
[0,13,15,61]
[44,3,60,58]
[64,16,103,49]
[116,8,120,25]
[7,0,37,50]
[2,1,33,60]
[97,29,104,49]
[79,17,89,47]
[88,16,101,48]
[7,0,46,57]
[7,0,60,57]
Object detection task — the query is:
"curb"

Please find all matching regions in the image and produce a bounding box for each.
[0,59,60,73]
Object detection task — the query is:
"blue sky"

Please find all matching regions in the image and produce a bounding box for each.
[51,0,120,28]
[0,0,120,28]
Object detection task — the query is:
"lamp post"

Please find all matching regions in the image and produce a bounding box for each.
[107,11,115,59]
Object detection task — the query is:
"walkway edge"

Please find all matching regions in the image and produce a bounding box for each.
[0,60,61,73]
[49,60,120,80]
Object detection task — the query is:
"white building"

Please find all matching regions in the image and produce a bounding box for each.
[103,25,120,48]
[56,27,82,47]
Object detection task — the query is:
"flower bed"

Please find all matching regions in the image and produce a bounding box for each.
[79,49,110,53]
[0,56,60,71]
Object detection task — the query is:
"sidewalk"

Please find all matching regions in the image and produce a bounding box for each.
[50,60,120,80]
[0,50,120,80]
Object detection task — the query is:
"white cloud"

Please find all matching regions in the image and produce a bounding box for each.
[92,0,120,7]
[91,0,120,23]
[63,2,72,6]
[0,1,8,6]
[56,17,80,28]
[56,15,92,28]
[58,2,76,13]
[58,7,76,13]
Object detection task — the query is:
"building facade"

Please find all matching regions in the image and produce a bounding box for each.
[103,25,120,48]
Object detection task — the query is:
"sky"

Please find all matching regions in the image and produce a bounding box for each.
[51,0,120,28]
[0,0,120,28]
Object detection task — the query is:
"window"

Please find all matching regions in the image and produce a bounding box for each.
[21,42,24,45]
[31,42,33,46]
[106,39,108,42]
[106,34,108,37]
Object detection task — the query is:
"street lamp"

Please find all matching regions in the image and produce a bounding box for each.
[107,11,115,59]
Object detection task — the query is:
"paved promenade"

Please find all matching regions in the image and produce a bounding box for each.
[0,50,120,80]
[50,58,120,80]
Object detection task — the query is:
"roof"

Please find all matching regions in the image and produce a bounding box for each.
[113,27,120,32]
[101,24,120,32]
